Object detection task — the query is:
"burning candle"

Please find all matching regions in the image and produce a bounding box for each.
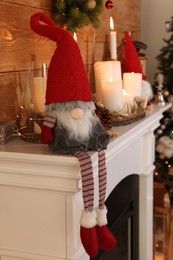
[110,16,117,60]
[123,72,142,97]
[101,79,123,112]
[74,32,77,42]
[94,60,122,101]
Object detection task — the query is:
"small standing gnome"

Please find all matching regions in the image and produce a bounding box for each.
[123,32,153,100]
[30,12,116,257]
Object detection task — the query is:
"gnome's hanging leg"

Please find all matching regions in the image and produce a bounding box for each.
[74,151,98,257]
[96,149,117,250]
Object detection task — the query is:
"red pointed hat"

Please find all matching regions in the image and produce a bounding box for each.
[30,12,93,105]
[123,32,146,80]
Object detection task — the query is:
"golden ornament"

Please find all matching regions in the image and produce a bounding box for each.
[87,0,97,9]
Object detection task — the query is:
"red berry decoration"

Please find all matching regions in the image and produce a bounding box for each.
[105,0,114,9]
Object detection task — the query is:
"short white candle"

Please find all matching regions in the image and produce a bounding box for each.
[32,77,46,113]
[94,61,122,101]
[110,17,117,60]
[123,72,142,97]
[102,79,123,112]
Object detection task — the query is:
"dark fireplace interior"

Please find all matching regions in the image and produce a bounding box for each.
[92,174,139,260]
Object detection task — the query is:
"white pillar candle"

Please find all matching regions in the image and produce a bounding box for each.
[110,17,117,60]
[32,77,46,113]
[94,61,122,101]
[101,79,123,112]
[123,72,142,97]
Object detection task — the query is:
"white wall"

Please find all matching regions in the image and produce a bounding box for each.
[141,0,173,85]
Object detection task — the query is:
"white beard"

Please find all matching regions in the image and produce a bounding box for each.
[53,109,96,141]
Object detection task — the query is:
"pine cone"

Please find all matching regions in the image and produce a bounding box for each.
[94,101,113,130]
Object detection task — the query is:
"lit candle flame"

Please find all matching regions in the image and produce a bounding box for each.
[74,32,77,42]
[110,16,114,31]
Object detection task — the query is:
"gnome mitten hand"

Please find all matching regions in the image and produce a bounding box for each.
[96,207,117,250]
[41,114,56,144]
[80,210,98,257]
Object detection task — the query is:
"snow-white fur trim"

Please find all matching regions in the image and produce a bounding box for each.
[80,210,97,228]
[141,80,153,101]
[96,206,108,226]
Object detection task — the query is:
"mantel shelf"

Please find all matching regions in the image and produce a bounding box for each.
[0,103,171,260]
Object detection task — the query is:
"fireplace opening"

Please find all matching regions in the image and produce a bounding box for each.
[92,174,139,260]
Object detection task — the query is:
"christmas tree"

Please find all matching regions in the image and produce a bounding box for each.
[154,17,173,207]
[52,0,103,33]
[156,16,173,94]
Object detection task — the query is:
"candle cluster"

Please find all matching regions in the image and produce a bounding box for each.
[94,18,144,114]
[94,61,142,113]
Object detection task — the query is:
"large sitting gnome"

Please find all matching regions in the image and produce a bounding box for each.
[30,12,116,257]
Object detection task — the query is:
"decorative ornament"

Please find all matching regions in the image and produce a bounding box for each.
[87,0,97,10]
[154,73,165,106]
[30,12,117,258]
[105,0,114,9]
[111,96,147,126]
[163,89,170,98]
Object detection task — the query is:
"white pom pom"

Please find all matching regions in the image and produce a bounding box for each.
[141,80,153,100]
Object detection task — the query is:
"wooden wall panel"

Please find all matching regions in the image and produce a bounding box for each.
[0,1,55,72]
[1,0,52,9]
[0,0,141,123]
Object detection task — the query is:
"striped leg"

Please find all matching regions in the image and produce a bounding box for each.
[73,151,98,257]
[98,148,107,209]
[74,151,94,211]
[96,149,117,251]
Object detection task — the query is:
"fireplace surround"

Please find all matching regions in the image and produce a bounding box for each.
[92,174,139,260]
[0,104,170,260]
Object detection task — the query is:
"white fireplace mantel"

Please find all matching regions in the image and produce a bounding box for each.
[0,104,171,260]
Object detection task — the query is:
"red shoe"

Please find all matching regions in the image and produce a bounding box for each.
[80,210,98,257]
[96,207,117,250]
[80,226,98,257]
[96,225,117,250]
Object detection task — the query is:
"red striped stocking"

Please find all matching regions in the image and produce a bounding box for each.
[74,151,98,257]
[96,149,117,251]
[74,150,116,256]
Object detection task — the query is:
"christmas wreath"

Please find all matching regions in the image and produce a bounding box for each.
[52,0,103,33]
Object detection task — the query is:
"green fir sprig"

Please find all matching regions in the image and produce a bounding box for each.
[52,0,103,33]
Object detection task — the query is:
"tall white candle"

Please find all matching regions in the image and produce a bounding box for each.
[110,16,117,60]
[73,32,77,42]
[32,77,46,113]
[94,61,122,101]
[123,72,142,97]
[101,79,123,112]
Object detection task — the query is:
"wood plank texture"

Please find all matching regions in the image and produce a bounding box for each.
[0,0,141,123]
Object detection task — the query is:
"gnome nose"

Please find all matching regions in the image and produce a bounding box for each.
[70,108,84,120]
